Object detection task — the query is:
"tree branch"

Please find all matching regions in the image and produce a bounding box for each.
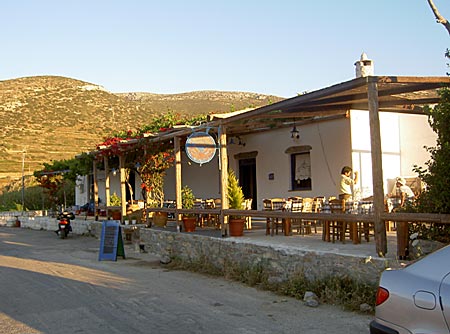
[427,0,450,35]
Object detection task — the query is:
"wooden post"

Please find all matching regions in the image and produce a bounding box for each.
[93,160,99,221]
[219,124,229,237]
[174,136,182,231]
[119,155,126,222]
[368,78,387,256]
[104,157,110,207]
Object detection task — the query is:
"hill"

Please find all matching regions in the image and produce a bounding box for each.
[0,75,283,182]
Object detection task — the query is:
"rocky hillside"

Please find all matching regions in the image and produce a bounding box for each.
[0,75,282,181]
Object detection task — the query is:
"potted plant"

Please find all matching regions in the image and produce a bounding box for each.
[227,170,246,236]
[109,192,122,220]
[123,215,130,225]
[181,185,197,232]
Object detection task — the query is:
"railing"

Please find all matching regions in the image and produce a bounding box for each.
[146,206,221,218]
[146,206,450,225]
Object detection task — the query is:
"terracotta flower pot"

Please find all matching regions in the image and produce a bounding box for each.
[111,210,122,221]
[229,218,245,237]
[182,217,197,232]
[153,211,168,227]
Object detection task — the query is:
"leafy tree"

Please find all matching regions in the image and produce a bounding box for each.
[32,153,93,210]
[34,153,93,183]
[414,87,450,213]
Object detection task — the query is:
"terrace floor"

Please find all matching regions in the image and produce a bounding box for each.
[146,218,401,261]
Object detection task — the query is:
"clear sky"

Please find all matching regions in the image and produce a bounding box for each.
[1,0,449,97]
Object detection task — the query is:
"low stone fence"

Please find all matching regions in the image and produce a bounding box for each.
[0,213,100,236]
[1,213,387,285]
[139,228,386,286]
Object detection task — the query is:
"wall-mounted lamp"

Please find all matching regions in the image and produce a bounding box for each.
[237,136,246,147]
[291,125,300,139]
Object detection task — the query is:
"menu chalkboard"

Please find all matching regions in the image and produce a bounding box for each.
[98,220,125,261]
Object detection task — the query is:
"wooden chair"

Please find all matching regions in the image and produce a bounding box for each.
[243,198,253,229]
[214,198,222,209]
[204,199,216,227]
[263,198,285,236]
[214,198,223,229]
[358,198,374,242]
[300,197,314,235]
[289,196,303,212]
[329,199,346,243]
[288,197,303,235]
[310,197,324,233]
[327,199,363,243]
[295,197,323,235]
[193,199,205,227]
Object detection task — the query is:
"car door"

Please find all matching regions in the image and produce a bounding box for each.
[440,272,450,330]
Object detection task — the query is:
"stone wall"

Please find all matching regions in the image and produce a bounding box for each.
[139,228,387,285]
[1,214,387,285]
[0,214,97,236]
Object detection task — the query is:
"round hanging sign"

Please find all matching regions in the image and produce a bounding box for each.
[185,132,217,165]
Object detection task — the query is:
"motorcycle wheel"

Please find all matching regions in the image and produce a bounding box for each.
[60,228,66,239]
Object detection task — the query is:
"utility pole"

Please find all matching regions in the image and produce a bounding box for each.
[21,149,26,211]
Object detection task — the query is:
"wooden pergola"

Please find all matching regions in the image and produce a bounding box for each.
[94,76,450,257]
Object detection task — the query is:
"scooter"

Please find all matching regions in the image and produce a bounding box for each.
[56,211,75,239]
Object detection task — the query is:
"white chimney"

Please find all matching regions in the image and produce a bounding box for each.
[354,52,374,78]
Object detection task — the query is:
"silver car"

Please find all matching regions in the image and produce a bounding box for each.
[370,244,450,334]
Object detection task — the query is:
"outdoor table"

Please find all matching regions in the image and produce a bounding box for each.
[323,200,374,244]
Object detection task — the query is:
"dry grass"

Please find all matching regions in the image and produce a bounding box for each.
[165,255,376,313]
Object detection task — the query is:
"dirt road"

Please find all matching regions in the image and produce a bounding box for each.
[0,227,372,333]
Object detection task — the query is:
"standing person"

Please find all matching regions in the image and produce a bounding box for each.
[338,166,358,200]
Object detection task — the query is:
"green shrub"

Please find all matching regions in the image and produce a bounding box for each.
[227,170,244,213]
[181,185,195,209]
[110,192,121,206]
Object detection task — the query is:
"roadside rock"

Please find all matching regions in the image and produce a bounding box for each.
[360,303,373,313]
[303,291,319,308]
[160,255,172,265]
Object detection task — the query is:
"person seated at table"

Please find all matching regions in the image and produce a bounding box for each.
[338,166,358,201]
[391,177,415,208]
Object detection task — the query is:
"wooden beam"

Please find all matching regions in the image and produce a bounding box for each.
[220,77,369,124]
[104,157,110,207]
[219,124,229,237]
[119,155,126,222]
[93,160,99,221]
[174,136,182,231]
[376,76,450,84]
[368,79,387,256]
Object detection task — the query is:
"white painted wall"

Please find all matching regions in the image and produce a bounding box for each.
[75,175,90,206]
[75,111,436,210]
[399,114,435,176]
[226,118,352,210]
